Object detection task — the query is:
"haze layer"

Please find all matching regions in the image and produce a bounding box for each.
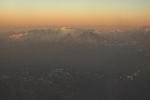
[0,0,150,26]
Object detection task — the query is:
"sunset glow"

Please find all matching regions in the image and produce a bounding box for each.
[0,0,150,26]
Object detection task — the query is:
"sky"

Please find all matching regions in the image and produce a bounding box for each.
[0,0,150,26]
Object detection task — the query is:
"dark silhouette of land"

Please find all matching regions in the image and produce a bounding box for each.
[0,26,150,100]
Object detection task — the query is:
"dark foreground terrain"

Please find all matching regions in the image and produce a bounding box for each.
[0,26,150,100]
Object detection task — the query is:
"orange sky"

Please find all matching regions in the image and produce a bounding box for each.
[0,0,150,27]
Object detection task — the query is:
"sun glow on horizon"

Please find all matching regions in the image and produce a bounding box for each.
[0,0,150,27]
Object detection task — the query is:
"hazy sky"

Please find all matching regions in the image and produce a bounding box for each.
[0,0,150,26]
